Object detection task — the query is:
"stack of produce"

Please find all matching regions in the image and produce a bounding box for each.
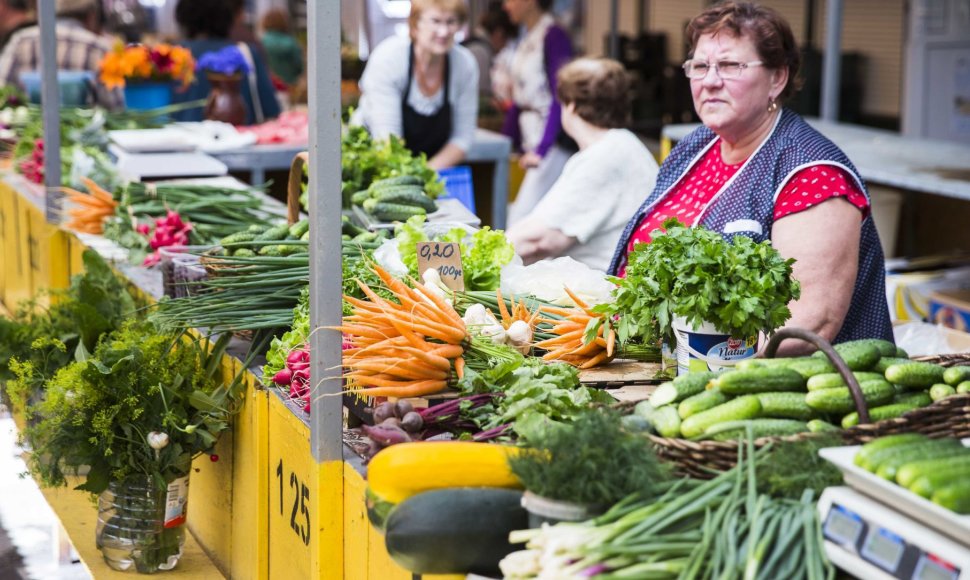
[854,434,970,513]
[61,177,117,234]
[351,175,437,223]
[635,338,968,441]
[534,287,616,369]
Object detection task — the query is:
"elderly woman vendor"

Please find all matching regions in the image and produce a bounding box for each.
[352,0,478,171]
[609,1,893,354]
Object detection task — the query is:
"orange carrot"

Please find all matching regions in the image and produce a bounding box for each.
[345,360,447,381]
[496,288,511,325]
[454,356,465,380]
[580,350,612,369]
[351,379,448,399]
[606,327,616,357]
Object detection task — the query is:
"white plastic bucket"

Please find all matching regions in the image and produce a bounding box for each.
[672,316,759,376]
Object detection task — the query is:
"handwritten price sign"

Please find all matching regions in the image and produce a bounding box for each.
[416,241,464,291]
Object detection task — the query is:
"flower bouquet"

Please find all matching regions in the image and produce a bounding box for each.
[196,45,251,77]
[100,43,195,111]
[196,46,252,124]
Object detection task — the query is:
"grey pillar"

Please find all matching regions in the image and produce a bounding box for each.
[609,0,620,59]
[307,0,344,463]
[820,0,843,122]
[38,0,62,223]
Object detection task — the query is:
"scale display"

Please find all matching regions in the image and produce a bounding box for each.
[914,554,959,580]
[862,526,906,572]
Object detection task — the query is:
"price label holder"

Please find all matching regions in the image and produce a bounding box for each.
[416,241,464,291]
[818,487,968,580]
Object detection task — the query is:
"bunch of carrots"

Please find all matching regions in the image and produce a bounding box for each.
[61,177,117,235]
[535,287,616,369]
[495,289,541,331]
[335,265,468,399]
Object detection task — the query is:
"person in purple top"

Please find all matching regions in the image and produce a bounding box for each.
[501,0,574,226]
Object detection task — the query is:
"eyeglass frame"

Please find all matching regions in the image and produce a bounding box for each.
[418,15,463,30]
[682,59,765,79]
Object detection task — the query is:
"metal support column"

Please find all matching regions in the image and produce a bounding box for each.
[609,0,620,59]
[820,0,843,122]
[38,0,62,223]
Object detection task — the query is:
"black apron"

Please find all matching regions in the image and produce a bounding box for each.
[402,45,452,159]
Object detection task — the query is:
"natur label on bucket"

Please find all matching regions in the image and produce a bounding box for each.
[674,319,758,375]
[164,476,189,528]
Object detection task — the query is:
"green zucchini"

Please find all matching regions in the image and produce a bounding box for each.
[932,483,970,514]
[854,433,928,469]
[254,224,290,241]
[712,367,806,395]
[384,487,528,575]
[756,392,817,421]
[896,453,970,490]
[873,356,912,374]
[906,460,970,498]
[677,388,729,419]
[288,218,309,239]
[804,379,895,414]
[650,371,719,407]
[813,342,881,371]
[370,175,424,189]
[874,442,967,481]
[651,405,682,438]
[841,402,921,429]
[806,371,885,392]
[807,419,840,433]
[680,395,762,439]
[893,391,932,407]
[943,365,970,386]
[884,361,946,388]
[703,418,807,441]
[929,383,956,401]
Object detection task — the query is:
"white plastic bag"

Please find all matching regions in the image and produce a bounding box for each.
[893,321,970,356]
[372,238,408,277]
[500,257,615,306]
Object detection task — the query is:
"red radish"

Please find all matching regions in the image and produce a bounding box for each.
[272,368,292,385]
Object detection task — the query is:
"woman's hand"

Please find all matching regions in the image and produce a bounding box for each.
[769,197,863,356]
[519,151,543,169]
[507,217,577,264]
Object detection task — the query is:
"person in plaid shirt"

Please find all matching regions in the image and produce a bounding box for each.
[0,0,121,109]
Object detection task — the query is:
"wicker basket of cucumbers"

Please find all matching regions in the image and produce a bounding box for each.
[631,328,970,478]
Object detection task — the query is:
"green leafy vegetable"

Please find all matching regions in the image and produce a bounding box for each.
[599,218,801,345]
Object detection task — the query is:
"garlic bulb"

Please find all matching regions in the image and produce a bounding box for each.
[506,320,533,354]
[147,432,170,450]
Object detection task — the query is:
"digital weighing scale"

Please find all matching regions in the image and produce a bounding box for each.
[818,441,970,580]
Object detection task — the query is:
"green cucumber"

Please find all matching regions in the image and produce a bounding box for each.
[893,391,932,407]
[246,224,269,233]
[633,400,655,420]
[734,357,800,370]
[370,175,424,189]
[854,433,928,469]
[841,402,921,429]
[929,383,956,401]
[943,365,970,386]
[814,342,881,371]
[351,189,372,206]
[288,218,309,239]
[806,371,885,392]
[650,371,719,407]
[786,357,837,378]
[651,405,682,438]
[232,248,256,257]
[712,367,806,395]
[804,379,895,414]
[373,189,436,212]
[932,483,970,514]
[862,439,960,474]
[363,198,427,222]
[895,347,909,358]
[807,419,840,433]
[874,442,967,481]
[885,362,946,388]
[254,224,291,241]
[756,392,817,421]
[620,414,652,433]
[219,230,258,245]
[897,453,970,490]
[958,381,970,394]
[837,338,897,358]
[703,418,808,441]
[873,356,912,374]
[907,460,970,498]
[680,395,762,439]
[258,244,305,257]
[677,389,729,419]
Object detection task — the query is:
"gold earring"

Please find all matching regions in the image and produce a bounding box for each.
[767,97,778,112]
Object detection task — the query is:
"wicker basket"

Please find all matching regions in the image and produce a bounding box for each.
[201,151,307,278]
[645,328,970,478]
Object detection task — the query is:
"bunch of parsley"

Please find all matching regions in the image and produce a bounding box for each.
[598,218,800,346]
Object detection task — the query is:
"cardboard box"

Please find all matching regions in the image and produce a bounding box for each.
[928,288,970,333]
[887,266,970,322]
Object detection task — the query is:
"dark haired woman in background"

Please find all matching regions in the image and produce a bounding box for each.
[171,0,280,125]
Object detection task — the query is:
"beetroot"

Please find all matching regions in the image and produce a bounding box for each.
[361,423,411,447]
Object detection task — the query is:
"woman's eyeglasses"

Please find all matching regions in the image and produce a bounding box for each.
[682,60,764,79]
[420,16,462,30]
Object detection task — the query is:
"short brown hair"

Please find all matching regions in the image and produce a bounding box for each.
[408,0,469,32]
[686,1,802,101]
[556,58,632,129]
[261,8,289,33]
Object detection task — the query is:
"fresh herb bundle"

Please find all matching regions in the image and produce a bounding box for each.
[599,218,801,345]
[755,434,845,499]
[508,408,670,506]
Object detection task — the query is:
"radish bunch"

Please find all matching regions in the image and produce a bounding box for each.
[142,210,193,266]
[272,345,310,413]
[19,138,44,184]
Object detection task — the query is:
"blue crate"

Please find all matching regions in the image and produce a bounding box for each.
[437,165,475,213]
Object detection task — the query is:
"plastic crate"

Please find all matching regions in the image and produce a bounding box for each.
[436,165,475,213]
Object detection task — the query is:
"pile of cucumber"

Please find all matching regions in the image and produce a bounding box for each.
[633,338,970,441]
[854,434,970,514]
[217,219,309,257]
[351,176,437,223]
[341,214,389,253]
